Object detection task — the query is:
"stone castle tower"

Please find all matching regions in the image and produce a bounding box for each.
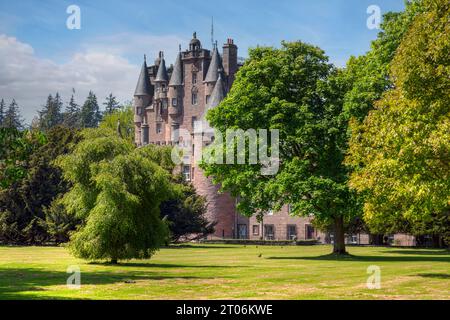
[133,33,244,238]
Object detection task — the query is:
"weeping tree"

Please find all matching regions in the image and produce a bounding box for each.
[56,128,175,263]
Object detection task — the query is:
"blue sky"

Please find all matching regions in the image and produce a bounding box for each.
[0,0,405,122]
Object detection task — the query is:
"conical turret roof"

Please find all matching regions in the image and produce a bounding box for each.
[207,73,226,109]
[169,51,183,86]
[155,52,169,82]
[204,45,223,83]
[134,56,153,96]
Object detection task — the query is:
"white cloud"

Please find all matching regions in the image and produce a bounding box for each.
[0,34,140,124]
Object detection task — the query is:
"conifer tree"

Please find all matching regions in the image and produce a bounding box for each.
[3,99,23,130]
[103,93,120,115]
[0,99,5,127]
[63,92,81,128]
[38,93,63,131]
[80,91,101,128]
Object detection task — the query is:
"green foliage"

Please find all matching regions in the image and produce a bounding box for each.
[63,94,81,129]
[0,99,5,127]
[103,93,121,114]
[38,93,64,132]
[99,105,135,143]
[342,0,425,121]
[80,91,101,128]
[56,129,174,262]
[2,99,23,130]
[0,126,77,244]
[346,0,450,243]
[161,182,214,243]
[201,41,360,253]
[0,128,47,189]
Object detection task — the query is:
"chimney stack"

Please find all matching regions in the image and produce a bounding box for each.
[222,38,238,90]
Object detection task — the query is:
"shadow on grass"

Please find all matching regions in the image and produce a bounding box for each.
[89,262,248,268]
[416,273,450,279]
[383,249,450,255]
[267,253,450,263]
[165,245,238,249]
[0,267,214,300]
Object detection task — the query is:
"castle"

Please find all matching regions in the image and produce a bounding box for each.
[132,33,416,246]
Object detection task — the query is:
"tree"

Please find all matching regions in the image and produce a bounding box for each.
[0,126,77,244]
[342,0,425,122]
[0,99,5,127]
[80,91,101,128]
[201,41,360,254]
[99,105,135,143]
[0,128,46,189]
[161,180,215,243]
[63,92,81,128]
[56,129,174,263]
[38,93,64,131]
[346,0,450,247]
[3,99,23,130]
[103,93,120,115]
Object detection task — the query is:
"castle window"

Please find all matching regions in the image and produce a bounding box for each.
[305,225,315,240]
[156,123,162,134]
[206,95,210,104]
[252,225,259,236]
[192,93,198,105]
[192,73,197,85]
[162,99,168,109]
[191,116,197,130]
[183,165,191,182]
[264,225,275,240]
[287,225,297,240]
[172,98,177,107]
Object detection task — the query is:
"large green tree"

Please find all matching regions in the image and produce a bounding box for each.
[201,41,359,254]
[0,126,75,244]
[346,0,450,245]
[56,129,174,263]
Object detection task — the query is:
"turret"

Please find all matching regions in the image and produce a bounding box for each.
[168,48,183,117]
[133,55,153,145]
[204,43,223,84]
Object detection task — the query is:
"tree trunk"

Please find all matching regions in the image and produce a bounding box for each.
[110,258,118,264]
[370,233,384,245]
[333,215,347,255]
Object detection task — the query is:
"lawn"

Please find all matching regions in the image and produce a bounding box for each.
[0,244,448,300]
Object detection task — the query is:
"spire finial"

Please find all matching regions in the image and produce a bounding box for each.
[179,44,181,52]
[193,31,197,39]
[211,16,214,48]
[144,54,146,62]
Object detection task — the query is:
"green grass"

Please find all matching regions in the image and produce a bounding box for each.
[0,244,449,300]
